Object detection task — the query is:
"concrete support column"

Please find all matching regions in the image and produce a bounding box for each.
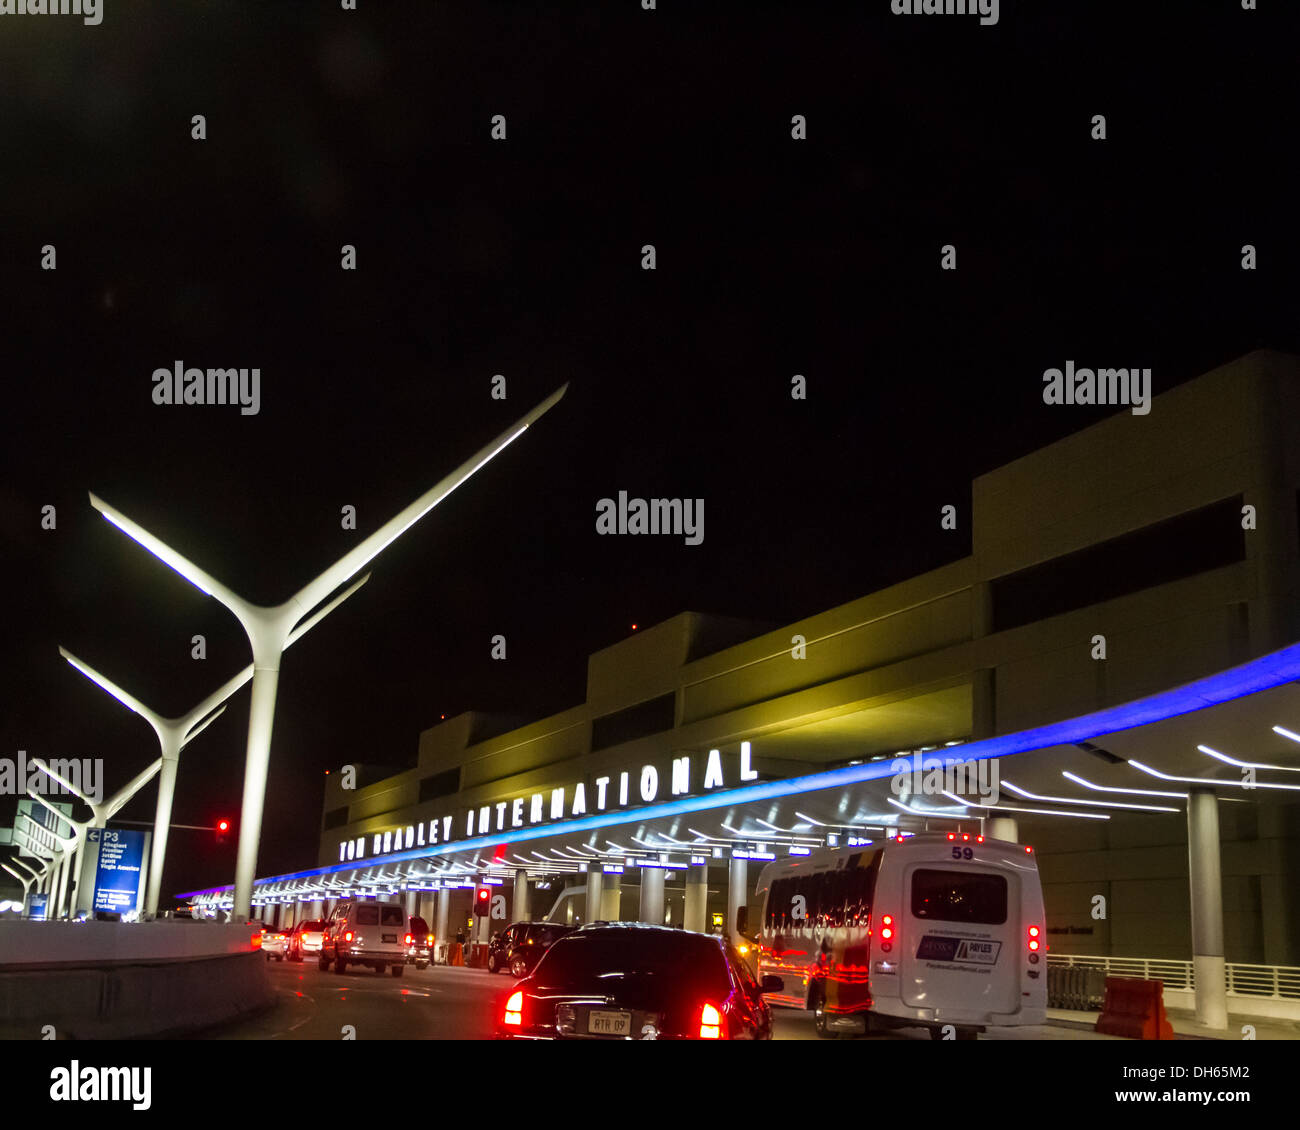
[513,869,530,923]
[727,856,748,940]
[55,855,70,919]
[684,865,708,933]
[405,890,417,917]
[584,867,604,925]
[599,874,621,921]
[639,867,665,924]
[435,887,450,948]
[1188,788,1228,1029]
[987,817,1018,843]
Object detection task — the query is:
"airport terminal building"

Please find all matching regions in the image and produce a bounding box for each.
[186,349,1300,1020]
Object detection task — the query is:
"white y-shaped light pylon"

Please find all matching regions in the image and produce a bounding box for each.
[28,759,163,917]
[5,854,49,897]
[19,797,79,918]
[2,862,37,907]
[58,572,370,917]
[8,827,59,911]
[91,384,568,919]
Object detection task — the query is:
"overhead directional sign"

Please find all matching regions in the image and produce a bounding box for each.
[90,827,149,915]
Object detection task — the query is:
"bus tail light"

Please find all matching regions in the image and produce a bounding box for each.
[699,1002,723,1039]
[879,913,895,952]
[405,933,413,945]
[504,990,523,1026]
[1027,925,1041,961]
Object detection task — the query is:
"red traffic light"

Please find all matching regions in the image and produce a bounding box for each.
[217,820,230,832]
[473,887,491,917]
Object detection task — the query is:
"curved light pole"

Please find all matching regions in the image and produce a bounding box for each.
[92,384,568,919]
[7,855,47,892]
[2,863,36,909]
[20,798,79,918]
[58,572,369,917]
[29,758,163,917]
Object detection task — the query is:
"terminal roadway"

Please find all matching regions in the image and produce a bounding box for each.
[200,960,1111,1041]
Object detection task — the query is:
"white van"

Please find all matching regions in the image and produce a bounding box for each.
[752,832,1047,1039]
[319,899,410,977]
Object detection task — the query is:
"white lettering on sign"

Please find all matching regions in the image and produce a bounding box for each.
[351,744,778,866]
[704,749,724,789]
[671,755,690,795]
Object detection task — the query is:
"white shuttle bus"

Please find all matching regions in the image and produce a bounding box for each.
[751,832,1047,1039]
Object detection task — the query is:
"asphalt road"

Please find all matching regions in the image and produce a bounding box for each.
[197,957,1114,1041]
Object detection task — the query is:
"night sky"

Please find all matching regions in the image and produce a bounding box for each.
[1,1,1296,901]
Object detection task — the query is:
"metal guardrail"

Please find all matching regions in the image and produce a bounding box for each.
[1047,954,1300,1007]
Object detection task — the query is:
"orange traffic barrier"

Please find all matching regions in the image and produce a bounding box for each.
[1094,977,1175,1039]
[448,943,464,967]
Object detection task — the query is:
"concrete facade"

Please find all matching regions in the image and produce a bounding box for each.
[312,350,1300,964]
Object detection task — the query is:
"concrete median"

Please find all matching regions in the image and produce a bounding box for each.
[0,920,274,1039]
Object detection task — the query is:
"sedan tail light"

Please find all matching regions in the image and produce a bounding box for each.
[503,990,524,1027]
[699,1002,723,1039]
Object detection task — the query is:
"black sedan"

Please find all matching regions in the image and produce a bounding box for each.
[497,923,782,1040]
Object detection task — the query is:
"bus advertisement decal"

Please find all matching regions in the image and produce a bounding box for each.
[916,936,1002,965]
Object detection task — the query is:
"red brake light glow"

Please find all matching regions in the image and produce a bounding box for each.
[504,990,523,1026]
[405,934,412,945]
[1028,925,1041,952]
[880,914,894,941]
[344,931,353,942]
[699,1002,722,1039]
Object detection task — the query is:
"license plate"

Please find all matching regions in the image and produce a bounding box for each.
[587,1010,631,1036]
[382,934,397,943]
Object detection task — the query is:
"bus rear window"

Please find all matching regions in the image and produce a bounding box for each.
[910,869,1008,925]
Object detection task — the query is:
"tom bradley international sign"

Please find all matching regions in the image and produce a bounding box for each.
[336,743,763,864]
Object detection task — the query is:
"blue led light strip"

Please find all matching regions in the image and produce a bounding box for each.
[179,637,1300,898]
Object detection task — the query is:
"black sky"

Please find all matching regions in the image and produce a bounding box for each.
[1,1,1296,900]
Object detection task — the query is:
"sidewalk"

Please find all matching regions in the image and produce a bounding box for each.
[1047,1007,1300,1041]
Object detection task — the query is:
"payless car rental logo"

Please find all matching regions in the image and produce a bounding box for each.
[49,1062,151,1111]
